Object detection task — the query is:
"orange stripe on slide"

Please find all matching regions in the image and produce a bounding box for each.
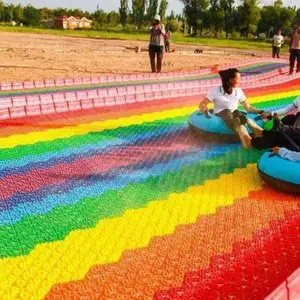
[45,186,299,300]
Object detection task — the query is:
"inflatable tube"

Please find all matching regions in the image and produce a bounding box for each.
[258,152,300,194]
[188,110,264,140]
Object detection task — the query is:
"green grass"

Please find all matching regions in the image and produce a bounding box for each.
[0,24,280,51]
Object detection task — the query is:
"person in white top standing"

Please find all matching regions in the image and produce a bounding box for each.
[199,68,264,148]
[272,29,284,59]
[289,23,300,74]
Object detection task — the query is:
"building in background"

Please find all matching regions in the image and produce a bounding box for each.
[55,16,92,30]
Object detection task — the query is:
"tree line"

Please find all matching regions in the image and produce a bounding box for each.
[0,0,299,38]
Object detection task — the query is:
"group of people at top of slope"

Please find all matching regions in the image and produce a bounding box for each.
[272,23,300,75]
[199,67,300,163]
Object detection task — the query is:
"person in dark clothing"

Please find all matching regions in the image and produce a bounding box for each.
[149,15,165,73]
[289,23,300,74]
[250,113,300,151]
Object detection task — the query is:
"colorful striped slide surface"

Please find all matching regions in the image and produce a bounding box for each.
[0,61,299,300]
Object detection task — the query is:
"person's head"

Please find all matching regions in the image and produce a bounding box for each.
[277,29,282,35]
[218,68,241,95]
[152,15,161,26]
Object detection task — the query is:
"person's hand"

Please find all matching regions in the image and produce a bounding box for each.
[272,147,280,155]
[260,111,271,118]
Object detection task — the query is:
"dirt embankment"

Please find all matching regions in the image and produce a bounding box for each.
[0,32,281,82]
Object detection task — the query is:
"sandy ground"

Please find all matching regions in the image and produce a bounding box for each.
[0,32,284,82]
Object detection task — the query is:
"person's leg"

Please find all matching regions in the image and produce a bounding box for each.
[276,131,300,152]
[272,46,276,58]
[290,49,297,74]
[276,47,280,59]
[216,109,240,132]
[149,46,156,73]
[251,130,277,150]
[157,46,163,73]
[281,114,297,126]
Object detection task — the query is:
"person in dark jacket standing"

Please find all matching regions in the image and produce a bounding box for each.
[289,23,300,74]
[149,15,165,73]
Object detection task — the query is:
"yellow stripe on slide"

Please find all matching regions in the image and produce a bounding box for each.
[250,90,300,104]
[0,164,262,300]
[0,107,197,149]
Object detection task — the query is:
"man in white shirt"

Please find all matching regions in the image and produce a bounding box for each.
[273,147,300,162]
[272,29,284,59]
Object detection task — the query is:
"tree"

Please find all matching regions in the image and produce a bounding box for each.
[108,11,120,26]
[159,0,168,22]
[119,0,128,28]
[208,0,224,38]
[4,4,14,22]
[93,9,107,26]
[147,0,158,21]
[220,0,234,38]
[23,5,41,26]
[166,19,181,32]
[13,5,24,23]
[240,0,261,37]
[0,1,5,22]
[180,0,208,36]
[132,0,146,29]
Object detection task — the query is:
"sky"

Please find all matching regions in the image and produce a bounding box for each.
[5,0,300,14]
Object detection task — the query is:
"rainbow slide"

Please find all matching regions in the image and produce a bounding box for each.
[0,60,300,300]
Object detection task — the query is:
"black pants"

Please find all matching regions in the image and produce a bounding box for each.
[165,40,170,52]
[272,46,280,58]
[149,45,163,73]
[216,109,247,133]
[290,49,300,72]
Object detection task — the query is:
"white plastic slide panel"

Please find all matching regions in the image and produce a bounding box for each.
[45,79,55,88]
[82,77,92,85]
[115,96,126,105]
[24,81,35,89]
[0,97,12,109]
[65,92,77,102]
[34,81,45,88]
[125,95,136,104]
[9,107,26,118]
[68,101,81,111]
[41,104,56,114]
[26,105,41,116]
[87,89,98,99]
[0,109,10,119]
[52,93,65,104]
[0,82,12,91]
[135,85,144,94]
[126,86,136,95]
[144,93,155,101]
[107,88,118,97]
[143,85,153,93]
[80,99,94,109]
[26,95,40,106]
[64,78,74,86]
[104,96,116,106]
[74,78,83,85]
[54,102,69,113]
[76,91,88,100]
[12,82,24,90]
[136,94,146,102]
[117,87,127,96]
[93,98,105,108]
[55,79,65,87]
[98,89,109,98]
[12,96,26,107]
